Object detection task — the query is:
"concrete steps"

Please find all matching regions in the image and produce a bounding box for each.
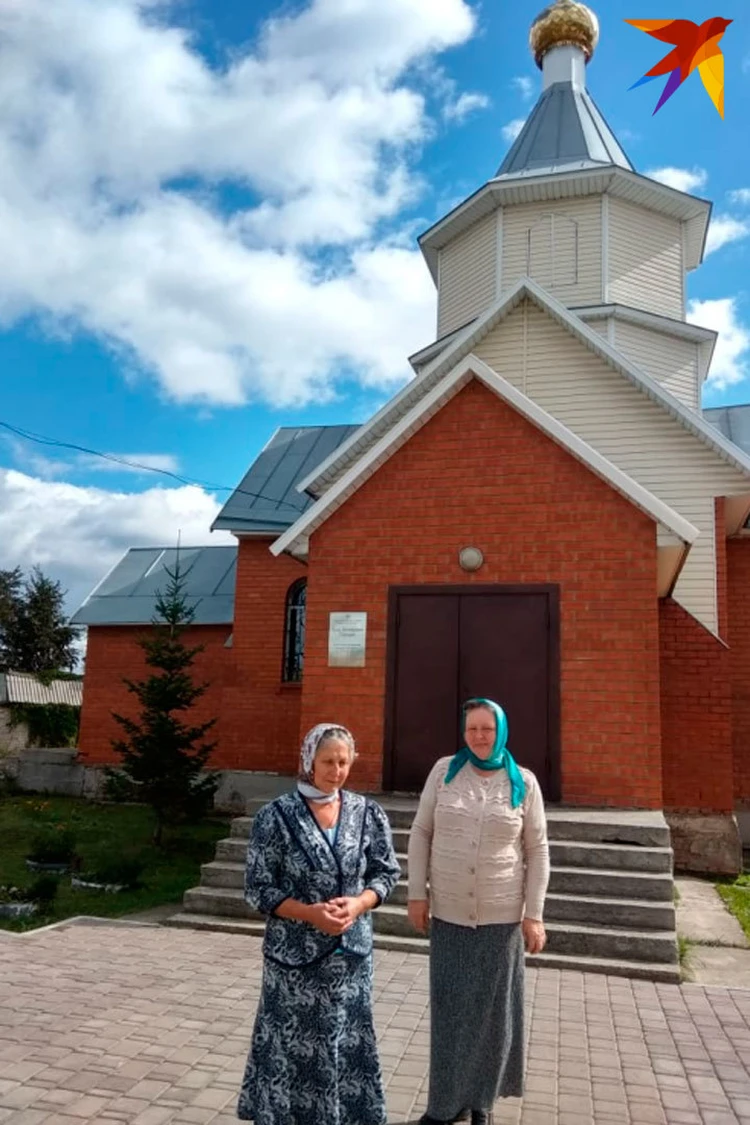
[165,913,680,984]
[172,799,679,982]
[203,855,673,904]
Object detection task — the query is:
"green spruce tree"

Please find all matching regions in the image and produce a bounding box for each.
[0,566,78,674]
[107,562,218,845]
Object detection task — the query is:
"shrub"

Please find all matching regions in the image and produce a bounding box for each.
[27,875,59,905]
[27,825,77,864]
[0,877,57,905]
[83,854,145,888]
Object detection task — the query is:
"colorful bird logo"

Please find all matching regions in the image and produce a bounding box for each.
[625,17,732,117]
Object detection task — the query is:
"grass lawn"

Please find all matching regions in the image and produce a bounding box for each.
[0,795,229,933]
[716,871,750,942]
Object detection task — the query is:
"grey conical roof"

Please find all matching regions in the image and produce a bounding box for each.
[496,81,633,180]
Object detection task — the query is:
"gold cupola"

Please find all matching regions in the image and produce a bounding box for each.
[529,0,600,68]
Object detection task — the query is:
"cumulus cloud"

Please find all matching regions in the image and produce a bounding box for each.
[83,453,181,475]
[443,91,490,122]
[705,216,750,256]
[501,119,526,143]
[645,166,708,194]
[728,188,750,205]
[0,0,478,407]
[511,76,535,101]
[0,469,232,615]
[688,297,750,390]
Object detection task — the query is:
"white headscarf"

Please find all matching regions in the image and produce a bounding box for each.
[297,723,356,804]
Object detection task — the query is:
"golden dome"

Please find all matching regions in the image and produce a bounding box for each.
[529,0,600,68]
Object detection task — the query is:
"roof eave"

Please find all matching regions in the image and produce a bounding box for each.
[418,166,712,280]
[574,304,718,345]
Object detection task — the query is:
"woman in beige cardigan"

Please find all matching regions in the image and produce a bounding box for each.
[407,698,550,1125]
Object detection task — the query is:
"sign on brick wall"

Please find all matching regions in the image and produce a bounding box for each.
[328,612,367,668]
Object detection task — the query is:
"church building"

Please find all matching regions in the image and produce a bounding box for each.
[73,0,750,873]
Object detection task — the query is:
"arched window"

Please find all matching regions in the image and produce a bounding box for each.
[282,578,306,683]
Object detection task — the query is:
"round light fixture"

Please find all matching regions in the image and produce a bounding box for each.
[459,547,484,572]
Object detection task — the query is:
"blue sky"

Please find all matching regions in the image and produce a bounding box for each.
[1,0,749,613]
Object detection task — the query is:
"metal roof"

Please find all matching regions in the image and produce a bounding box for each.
[70,545,237,627]
[0,672,83,707]
[212,425,360,533]
[704,405,750,458]
[496,81,633,180]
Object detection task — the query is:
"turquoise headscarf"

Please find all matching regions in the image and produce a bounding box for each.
[444,698,526,808]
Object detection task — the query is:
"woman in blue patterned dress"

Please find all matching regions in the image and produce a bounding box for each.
[237,723,401,1125]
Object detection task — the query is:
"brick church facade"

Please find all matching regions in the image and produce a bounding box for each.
[73,4,750,873]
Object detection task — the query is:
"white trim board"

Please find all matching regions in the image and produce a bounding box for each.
[297,278,750,509]
[272,353,698,596]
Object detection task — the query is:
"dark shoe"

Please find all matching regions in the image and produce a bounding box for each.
[418,1114,469,1125]
[470,1113,493,1125]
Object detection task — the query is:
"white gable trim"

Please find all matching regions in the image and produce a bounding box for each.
[574,304,717,345]
[298,277,750,503]
[272,354,699,573]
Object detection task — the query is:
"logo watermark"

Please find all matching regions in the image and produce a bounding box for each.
[625,18,732,117]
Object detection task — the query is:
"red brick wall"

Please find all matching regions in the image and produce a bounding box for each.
[218,539,306,773]
[300,379,663,804]
[77,624,231,766]
[78,539,307,773]
[659,599,732,812]
[716,499,728,641]
[728,539,750,805]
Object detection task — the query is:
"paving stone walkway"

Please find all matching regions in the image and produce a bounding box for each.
[0,920,749,1124]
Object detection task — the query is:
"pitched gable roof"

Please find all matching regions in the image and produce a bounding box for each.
[212,425,360,533]
[71,545,237,626]
[272,353,698,597]
[296,278,750,504]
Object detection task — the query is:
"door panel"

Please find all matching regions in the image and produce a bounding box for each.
[458,593,551,792]
[390,594,459,791]
[386,586,560,799]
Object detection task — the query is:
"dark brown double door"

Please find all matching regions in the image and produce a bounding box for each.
[385,585,560,800]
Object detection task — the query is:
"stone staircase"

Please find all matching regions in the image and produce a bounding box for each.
[168,799,680,983]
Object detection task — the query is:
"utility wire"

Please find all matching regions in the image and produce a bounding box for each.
[0,419,307,513]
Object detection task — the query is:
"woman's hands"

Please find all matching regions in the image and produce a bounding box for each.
[305,901,355,935]
[407,899,430,934]
[522,917,546,954]
[304,895,372,935]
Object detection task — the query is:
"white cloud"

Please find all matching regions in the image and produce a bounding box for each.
[729,188,750,205]
[0,469,232,616]
[511,76,535,101]
[705,215,750,256]
[688,297,750,390]
[501,119,526,143]
[644,166,708,193]
[79,453,181,475]
[443,91,490,122]
[2,433,180,479]
[0,0,478,407]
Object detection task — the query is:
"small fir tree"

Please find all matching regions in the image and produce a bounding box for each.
[107,563,218,845]
[0,566,78,674]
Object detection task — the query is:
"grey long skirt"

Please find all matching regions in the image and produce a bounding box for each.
[427,919,525,1119]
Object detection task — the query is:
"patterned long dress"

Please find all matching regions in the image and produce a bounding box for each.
[237,790,400,1125]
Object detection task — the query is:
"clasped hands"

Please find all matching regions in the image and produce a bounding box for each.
[305,896,363,936]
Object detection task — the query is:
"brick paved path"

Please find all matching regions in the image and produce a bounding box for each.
[0,922,749,1124]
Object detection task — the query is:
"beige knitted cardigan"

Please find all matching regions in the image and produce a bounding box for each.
[407,757,550,927]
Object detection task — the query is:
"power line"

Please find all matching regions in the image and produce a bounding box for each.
[0,419,307,513]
